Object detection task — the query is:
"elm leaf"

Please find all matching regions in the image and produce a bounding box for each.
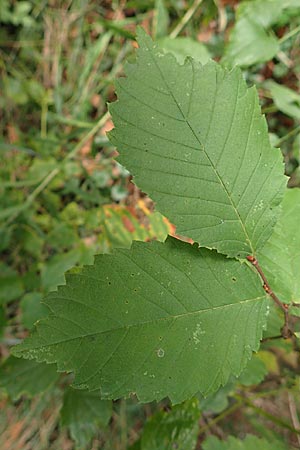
[12,237,267,403]
[109,29,286,258]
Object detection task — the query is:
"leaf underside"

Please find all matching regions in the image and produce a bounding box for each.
[109,29,286,258]
[12,237,267,403]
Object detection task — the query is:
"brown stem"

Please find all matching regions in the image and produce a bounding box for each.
[246,256,292,339]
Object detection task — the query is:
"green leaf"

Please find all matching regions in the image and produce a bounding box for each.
[12,237,267,403]
[0,356,59,401]
[223,17,278,67]
[265,80,300,120]
[140,398,200,450]
[203,434,288,450]
[109,29,286,258]
[41,248,84,292]
[46,222,78,249]
[263,301,283,339]
[0,264,24,305]
[154,0,169,39]
[0,227,11,252]
[258,188,300,304]
[223,0,300,67]
[20,292,48,329]
[237,354,267,386]
[289,306,300,317]
[199,381,234,414]
[60,388,112,448]
[256,350,280,375]
[199,354,267,414]
[158,36,211,65]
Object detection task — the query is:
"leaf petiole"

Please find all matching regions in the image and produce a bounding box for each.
[246,255,292,338]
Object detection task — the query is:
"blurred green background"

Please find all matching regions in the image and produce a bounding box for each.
[1,1,300,449]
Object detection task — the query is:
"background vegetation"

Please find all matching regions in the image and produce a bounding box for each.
[1,0,300,448]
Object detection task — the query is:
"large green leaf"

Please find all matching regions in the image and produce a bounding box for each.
[109,29,286,258]
[258,188,300,304]
[12,237,267,403]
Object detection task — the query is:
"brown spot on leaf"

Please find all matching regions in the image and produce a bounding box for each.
[122,216,135,233]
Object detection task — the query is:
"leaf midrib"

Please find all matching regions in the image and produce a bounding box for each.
[18,295,265,350]
[146,42,255,255]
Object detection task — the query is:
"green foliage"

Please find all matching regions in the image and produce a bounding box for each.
[199,382,234,415]
[12,236,267,403]
[237,354,268,386]
[60,388,112,448]
[109,29,286,258]
[2,2,300,448]
[20,292,48,330]
[159,36,211,64]
[0,0,34,27]
[0,264,24,305]
[0,306,6,338]
[258,188,300,303]
[203,434,288,450]
[154,0,169,39]
[265,80,300,120]
[223,0,300,67]
[138,398,200,450]
[0,357,59,401]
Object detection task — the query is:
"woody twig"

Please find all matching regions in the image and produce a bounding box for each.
[246,256,292,339]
